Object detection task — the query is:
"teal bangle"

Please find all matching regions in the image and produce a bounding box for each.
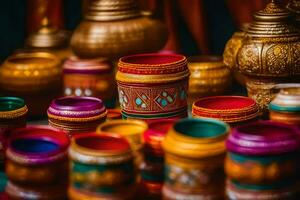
[269,103,300,113]
[0,97,25,112]
[0,171,7,192]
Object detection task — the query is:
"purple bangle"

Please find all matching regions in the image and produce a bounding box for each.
[6,125,69,165]
[47,96,106,118]
[226,121,300,155]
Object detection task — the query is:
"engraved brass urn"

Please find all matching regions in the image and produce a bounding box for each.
[236,1,300,111]
[71,0,168,59]
[287,0,300,28]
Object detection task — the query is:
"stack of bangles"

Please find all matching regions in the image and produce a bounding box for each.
[269,86,300,125]
[162,118,229,199]
[47,96,107,136]
[5,126,69,200]
[68,133,136,200]
[138,119,176,199]
[225,121,300,200]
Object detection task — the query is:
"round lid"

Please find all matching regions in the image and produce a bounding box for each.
[246,0,299,37]
[269,87,300,112]
[6,125,69,165]
[226,121,300,155]
[25,18,70,48]
[47,96,106,118]
[192,96,259,123]
[63,56,112,74]
[163,118,229,158]
[0,97,25,112]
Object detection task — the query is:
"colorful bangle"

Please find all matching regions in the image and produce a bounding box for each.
[47,96,107,133]
[6,181,67,200]
[68,185,136,200]
[225,121,300,188]
[192,96,259,125]
[69,133,136,193]
[162,118,228,197]
[162,184,223,200]
[226,121,300,156]
[0,97,27,129]
[143,119,176,158]
[6,126,69,185]
[96,119,148,152]
[225,152,298,185]
[226,180,298,200]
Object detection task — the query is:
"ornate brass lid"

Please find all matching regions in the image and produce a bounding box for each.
[287,0,300,26]
[85,0,141,21]
[246,0,299,37]
[26,18,70,48]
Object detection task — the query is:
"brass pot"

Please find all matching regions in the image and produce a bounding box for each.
[188,55,231,104]
[71,0,168,59]
[236,1,300,112]
[0,52,62,117]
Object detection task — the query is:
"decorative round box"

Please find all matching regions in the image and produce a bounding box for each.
[192,96,259,126]
[63,56,116,108]
[226,179,298,200]
[162,118,229,199]
[225,121,300,196]
[188,55,231,103]
[47,97,107,135]
[5,126,69,200]
[96,119,148,167]
[0,52,62,117]
[269,86,300,125]
[68,133,136,199]
[116,53,189,121]
[0,97,28,129]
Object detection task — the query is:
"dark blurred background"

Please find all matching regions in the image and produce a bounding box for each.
[0,0,287,62]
